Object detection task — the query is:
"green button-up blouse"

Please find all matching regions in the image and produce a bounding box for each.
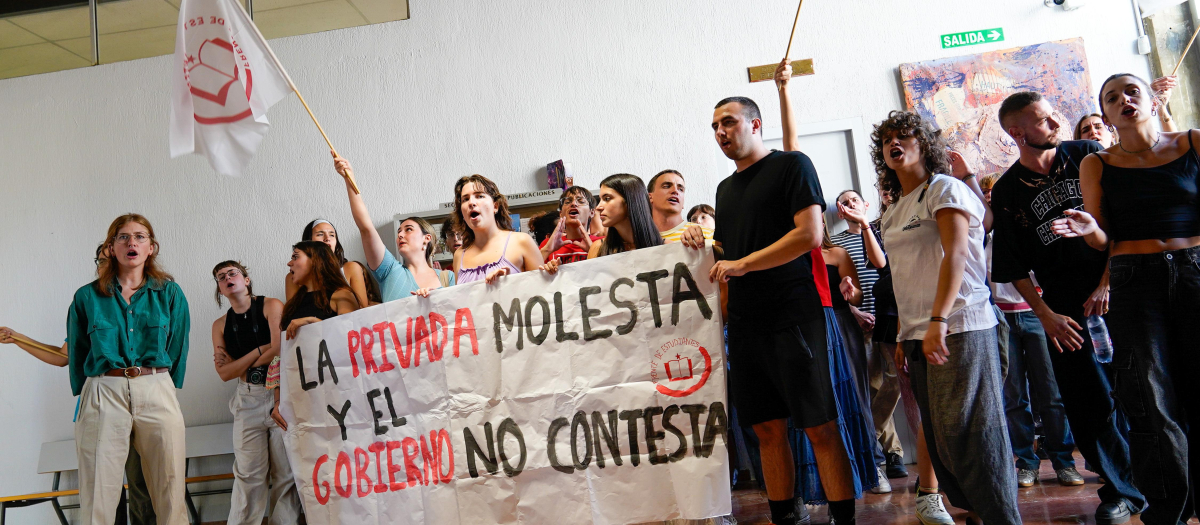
[66,279,190,396]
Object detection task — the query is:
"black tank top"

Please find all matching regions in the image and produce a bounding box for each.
[223,296,271,385]
[826,264,850,311]
[1099,131,1200,242]
[281,288,340,330]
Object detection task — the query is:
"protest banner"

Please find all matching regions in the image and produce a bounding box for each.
[279,242,731,524]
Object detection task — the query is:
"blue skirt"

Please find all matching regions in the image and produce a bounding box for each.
[789,307,880,503]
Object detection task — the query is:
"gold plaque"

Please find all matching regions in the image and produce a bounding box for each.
[747,58,815,83]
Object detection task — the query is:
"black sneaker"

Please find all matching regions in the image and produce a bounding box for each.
[885,452,909,479]
[1095,498,1133,525]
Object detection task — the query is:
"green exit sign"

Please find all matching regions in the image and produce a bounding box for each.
[941,28,1004,49]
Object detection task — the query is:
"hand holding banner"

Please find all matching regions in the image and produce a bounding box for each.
[279,242,731,524]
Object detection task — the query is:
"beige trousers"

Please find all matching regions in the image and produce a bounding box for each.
[76,373,187,525]
[866,337,904,457]
[227,381,303,525]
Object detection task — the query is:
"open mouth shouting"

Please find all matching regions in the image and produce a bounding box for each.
[666,195,681,207]
[125,248,140,261]
[889,146,904,161]
[468,209,483,223]
[1121,104,1137,118]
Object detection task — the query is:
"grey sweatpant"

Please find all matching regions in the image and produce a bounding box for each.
[903,328,1021,525]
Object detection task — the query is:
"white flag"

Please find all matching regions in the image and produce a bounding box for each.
[1139,0,1189,17]
[170,0,293,176]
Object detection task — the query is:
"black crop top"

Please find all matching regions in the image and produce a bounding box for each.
[223,296,271,384]
[1099,131,1200,242]
[281,288,340,330]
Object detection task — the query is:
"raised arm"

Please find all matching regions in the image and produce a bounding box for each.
[837,201,887,268]
[1152,76,1179,132]
[334,154,388,271]
[949,151,992,232]
[775,58,800,153]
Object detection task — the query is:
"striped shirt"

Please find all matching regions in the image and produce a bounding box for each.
[661,222,714,244]
[831,228,879,314]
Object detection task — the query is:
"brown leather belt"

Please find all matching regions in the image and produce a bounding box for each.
[103,366,169,378]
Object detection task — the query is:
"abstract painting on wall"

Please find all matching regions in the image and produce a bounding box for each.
[899,38,1094,176]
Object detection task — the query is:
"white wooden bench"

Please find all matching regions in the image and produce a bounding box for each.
[0,423,235,525]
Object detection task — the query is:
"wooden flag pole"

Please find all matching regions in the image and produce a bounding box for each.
[231,0,360,194]
[747,0,814,83]
[1171,22,1200,77]
[10,333,68,359]
[784,0,805,60]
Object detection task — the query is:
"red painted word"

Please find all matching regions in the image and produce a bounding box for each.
[311,429,455,505]
[346,308,478,377]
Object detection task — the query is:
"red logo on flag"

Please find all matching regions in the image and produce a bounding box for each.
[185,37,253,124]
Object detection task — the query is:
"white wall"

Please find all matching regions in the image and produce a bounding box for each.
[0,0,1149,522]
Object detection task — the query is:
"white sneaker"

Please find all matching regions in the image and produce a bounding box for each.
[915,492,955,525]
[871,465,892,494]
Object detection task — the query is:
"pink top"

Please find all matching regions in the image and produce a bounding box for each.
[456,233,522,284]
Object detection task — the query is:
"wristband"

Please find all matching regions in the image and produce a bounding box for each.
[961,173,976,181]
[258,347,264,357]
[929,316,946,323]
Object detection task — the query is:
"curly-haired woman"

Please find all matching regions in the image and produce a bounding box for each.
[874,111,1018,525]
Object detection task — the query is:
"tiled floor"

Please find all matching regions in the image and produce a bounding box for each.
[732,454,1197,524]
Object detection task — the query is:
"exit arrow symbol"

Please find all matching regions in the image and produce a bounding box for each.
[989,30,1001,40]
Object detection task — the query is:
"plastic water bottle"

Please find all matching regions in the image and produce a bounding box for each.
[1087,315,1113,364]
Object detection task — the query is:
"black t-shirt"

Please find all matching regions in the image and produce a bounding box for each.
[714,150,826,328]
[991,140,1107,321]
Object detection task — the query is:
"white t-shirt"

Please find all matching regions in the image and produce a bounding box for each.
[881,174,996,341]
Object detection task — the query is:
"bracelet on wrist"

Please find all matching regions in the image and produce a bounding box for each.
[258,347,264,357]
[929,316,946,323]
[961,173,976,181]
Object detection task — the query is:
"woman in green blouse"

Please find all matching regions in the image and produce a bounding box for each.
[67,213,191,525]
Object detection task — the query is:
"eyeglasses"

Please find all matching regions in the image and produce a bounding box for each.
[215,269,242,282]
[114,233,150,245]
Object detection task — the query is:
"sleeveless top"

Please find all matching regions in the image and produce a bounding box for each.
[223,296,271,385]
[1099,131,1200,242]
[281,288,340,329]
[826,264,850,311]
[457,233,523,284]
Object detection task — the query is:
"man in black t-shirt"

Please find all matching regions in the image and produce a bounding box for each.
[709,96,857,525]
[991,92,1145,524]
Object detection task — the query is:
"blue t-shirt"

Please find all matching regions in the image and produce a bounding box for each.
[373,250,455,302]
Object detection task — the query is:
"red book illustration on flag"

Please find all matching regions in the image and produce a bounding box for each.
[170,0,293,176]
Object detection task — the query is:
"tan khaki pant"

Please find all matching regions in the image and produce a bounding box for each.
[227,381,303,525]
[867,338,904,456]
[75,373,187,525]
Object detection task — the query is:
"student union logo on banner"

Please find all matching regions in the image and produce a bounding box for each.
[650,337,712,397]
